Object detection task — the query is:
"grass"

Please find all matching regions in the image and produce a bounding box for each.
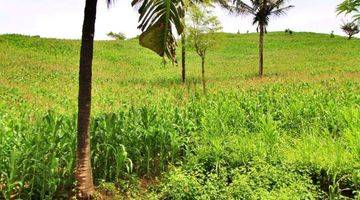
[0,32,359,199]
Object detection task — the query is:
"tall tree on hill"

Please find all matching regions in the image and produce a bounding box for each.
[76,0,185,198]
[229,0,293,77]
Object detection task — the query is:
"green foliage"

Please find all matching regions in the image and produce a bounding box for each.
[0,33,359,199]
[1,83,360,199]
[156,162,320,199]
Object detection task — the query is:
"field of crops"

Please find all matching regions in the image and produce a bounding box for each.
[0,33,359,199]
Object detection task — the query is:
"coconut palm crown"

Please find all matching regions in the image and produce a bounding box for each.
[231,0,294,32]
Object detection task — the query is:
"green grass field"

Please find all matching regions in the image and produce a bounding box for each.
[0,32,359,199]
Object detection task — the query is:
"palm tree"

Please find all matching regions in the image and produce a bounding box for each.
[76,0,185,198]
[76,0,99,198]
[230,0,293,77]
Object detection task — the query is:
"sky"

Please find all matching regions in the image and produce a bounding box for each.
[0,0,353,40]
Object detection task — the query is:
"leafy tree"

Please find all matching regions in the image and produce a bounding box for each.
[337,0,360,22]
[76,0,185,198]
[188,5,222,93]
[341,21,360,39]
[181,0,210,84]
[229,0,294,77]
[181,0,226,84]
[107,31,126,40]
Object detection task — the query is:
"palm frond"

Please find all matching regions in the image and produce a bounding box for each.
[271,5,294,17]
[106,0,116,7]
[337,0,360,14]
[132,0,185,62]
[229,0,293,27]
[232,1,255,16]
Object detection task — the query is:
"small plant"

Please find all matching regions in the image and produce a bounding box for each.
[107,31,126,40]
[341,22,359,39]
[328,174,352,200]
[98,182,118,197]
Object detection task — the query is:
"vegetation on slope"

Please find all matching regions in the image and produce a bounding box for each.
[0,33,359,199]
[0,32,359,114]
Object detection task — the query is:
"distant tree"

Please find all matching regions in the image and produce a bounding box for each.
[229,0,294,77]
[285,28,293,35]
[107,31,126,40]
[337,0,360,22]
[188,5,222,93]
[341,21,360,39]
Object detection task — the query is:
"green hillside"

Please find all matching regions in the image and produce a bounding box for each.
[0,33,359,199]
[0,32,359,113]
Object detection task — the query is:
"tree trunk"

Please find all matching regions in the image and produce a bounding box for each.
[258,22,264,78]
[181,33,186,83]
[201,57,206,94]
[76,0,97,198]
[348,34,352,40]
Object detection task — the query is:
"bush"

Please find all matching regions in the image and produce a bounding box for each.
[107,32,126,40]
[156,162,320,199]
[285,28,294,35]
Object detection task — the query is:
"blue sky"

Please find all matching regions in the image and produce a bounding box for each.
[0,0,352,40]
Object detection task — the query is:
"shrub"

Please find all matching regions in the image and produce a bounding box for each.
[107,32,126,40]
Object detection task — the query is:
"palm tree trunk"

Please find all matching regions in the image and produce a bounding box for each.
[201,56,206,94]
[76,0,97,198]
[181,33,186,83]
[258,22,264,77]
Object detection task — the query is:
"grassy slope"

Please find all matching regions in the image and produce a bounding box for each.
[0,32,359,114]
[0,33,359,199]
